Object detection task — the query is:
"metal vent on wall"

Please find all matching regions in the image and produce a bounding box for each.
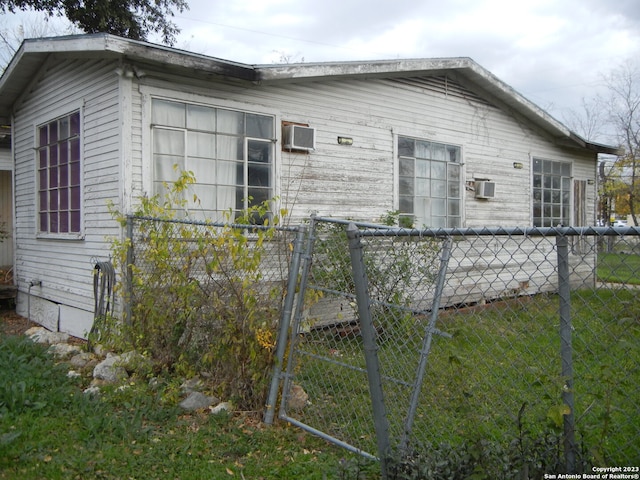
[475,181,496,199]
[283,124,315,151]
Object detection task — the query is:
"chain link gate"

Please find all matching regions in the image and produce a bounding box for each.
[266,216,453,476]
[266,219,640,478]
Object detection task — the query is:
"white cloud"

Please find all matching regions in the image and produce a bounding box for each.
[172,0,639,126]
[2,0,639,124]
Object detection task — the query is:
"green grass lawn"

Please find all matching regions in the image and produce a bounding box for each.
[1,285,638,479]
[417,289,640,463]
[0,334,379,480]
[597,252,640,284]
[292,288,640,473]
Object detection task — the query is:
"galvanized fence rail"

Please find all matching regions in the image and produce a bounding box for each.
[269,218,640,477]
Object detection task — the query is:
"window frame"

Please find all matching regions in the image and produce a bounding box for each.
[532,157,572,227]
[396,135,462,228]
[36,110,83,239]
[150,97,276,222]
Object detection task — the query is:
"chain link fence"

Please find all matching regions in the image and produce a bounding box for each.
[269,217,640,477]
[121,214,639,477]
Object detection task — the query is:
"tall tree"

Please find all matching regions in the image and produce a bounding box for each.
[0,0,188,45]
[603,60,640,226]
[562,94,618,225]
[562,96,608,145]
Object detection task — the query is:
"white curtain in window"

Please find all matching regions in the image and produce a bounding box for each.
[153,128,185,204]
[152,100,185,128]
[216,136,240,217]
[186,131,216,216]
[151,101,279,222]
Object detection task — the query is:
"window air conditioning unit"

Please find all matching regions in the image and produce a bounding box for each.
[475,180,496,199]
[283,124,315,151]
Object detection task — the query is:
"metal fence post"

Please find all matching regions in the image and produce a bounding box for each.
[556,234,576,472]
[347,223,390,478]
[264,224,306,425]
[278,215,319,422]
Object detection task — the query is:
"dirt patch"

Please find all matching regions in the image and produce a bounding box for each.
[0,268,34,336]
[0,308,36,337]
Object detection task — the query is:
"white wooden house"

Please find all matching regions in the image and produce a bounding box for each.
[0,34,618,338]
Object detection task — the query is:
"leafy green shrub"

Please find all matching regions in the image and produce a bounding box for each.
[387,435,570,480]
[106,171,288,410]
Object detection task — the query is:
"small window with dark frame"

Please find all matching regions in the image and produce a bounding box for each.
[37,111,82,235]
[532,158,571,227]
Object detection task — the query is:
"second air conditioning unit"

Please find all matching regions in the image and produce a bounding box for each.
[475,180,496,199]
[283,124,315,151]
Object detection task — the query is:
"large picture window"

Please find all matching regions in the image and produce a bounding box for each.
[152,99,274,222]
[398,136,461,228]
[532,158,571,227]
[37,111,82,235]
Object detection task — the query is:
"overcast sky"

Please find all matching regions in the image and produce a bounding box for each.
[3,0,640,139]
[169,0,640,133]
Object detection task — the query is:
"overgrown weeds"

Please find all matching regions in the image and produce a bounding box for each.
[0,335,76,415]
[102,171,291,411]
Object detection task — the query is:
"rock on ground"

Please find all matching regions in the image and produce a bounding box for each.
[47,343,83,359]
[93,354,129,383]
[25,326,70,345]
[179,391,219,411]
[69,352,97,369]
[288,384,309,411]
[209,402,233,415]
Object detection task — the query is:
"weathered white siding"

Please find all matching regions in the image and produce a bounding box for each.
[126,71,599,309]
[13,57,122,337]
[132,72,598,228]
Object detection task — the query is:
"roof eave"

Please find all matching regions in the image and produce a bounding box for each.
[256,58,618,154]
[0,36,620,155]
[0,34,258,124]
[103,35,257,81]
[255,57,474,82]
[571,133,623,155]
